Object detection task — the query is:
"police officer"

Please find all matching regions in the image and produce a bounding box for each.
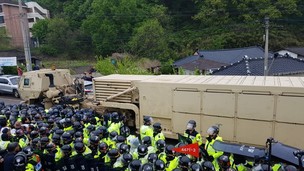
[107,148,121,170]
[71,142,93,171]
[205,125,223,171]
[159,145,179,171]
[202,161,215,171]
[120,153,133,171]
[97,142,110,170]
[139,163,154,171]
[135,144,149,164]
[140,116,153,140]
[155,139,166,155]
[22,146,42,171]
[55,144,74,171]
[127,159,142,171]
[154,159,166,171]
[142,136,156,154]
[153,122,165,145]
[120,126,136,146]
[184,120,203,146]
[178,156,191,171]
[43,143,57,171]
[108,112,123,135]
[218,155,234,171]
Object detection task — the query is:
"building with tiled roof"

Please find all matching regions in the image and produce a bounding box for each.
[212,54,304,76]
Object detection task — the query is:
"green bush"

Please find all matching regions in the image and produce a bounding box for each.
[96,56,152,75]
[2,66,18,75]
[39,45,58,56]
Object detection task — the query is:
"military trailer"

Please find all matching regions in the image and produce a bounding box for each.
[93,75,304,149]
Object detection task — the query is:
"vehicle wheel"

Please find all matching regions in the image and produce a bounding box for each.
[13,89,19,98]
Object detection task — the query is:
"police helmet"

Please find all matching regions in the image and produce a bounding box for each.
[22,146,33,157]
[165,145,175,155]
[218,155,230,170]
[121,153,133,166]
[30,130,39,139]
[139,163,154,171]
[89,135,100,145]
[119,143,130,154]
[108,148,120,160]
[153,122,162,131]
[109,131,118,140]
[116,135,126,143]
[64,118,72,127]
[147,153,158,164]
[14,152,27,168]
[74,137,83,144]
[120,126,131,137]
[55,129,64,136]
[111,112,120,123]
[143,116,153,124]
[284,165,297,171]
[129,159,142,171]
[41,137,50,146]
[52,134,61,145]
[179,156,191,168]
[39,126,47,135]
[45,143,56,152]
[191,163,203,171]
[75,131,83,138]
[156,139,166,151]
[207,125,219,136]
[61,132,73,144]
[74,142,85,154]
[137,144,148,157]
[202,161,215,171]
[142,136,152,146]
[98,142,108,153]
[99,126,108,137]
[187,120,196,129]
[154,159,165,170]
[87,125,95,133]
[31,138,41,147]
[61,144,72,156]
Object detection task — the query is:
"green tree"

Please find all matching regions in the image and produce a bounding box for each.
[32,19,49,44]
[128,19,170,61]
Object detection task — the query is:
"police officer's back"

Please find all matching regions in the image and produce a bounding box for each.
[140,116,153,141]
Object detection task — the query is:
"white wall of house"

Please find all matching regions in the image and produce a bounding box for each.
[25,2,49,29]
[277,50,298,58]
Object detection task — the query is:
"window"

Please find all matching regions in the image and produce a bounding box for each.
[24,78,30,86]
[28,18,34,23]
[10,77,19,85]
[0,16,4,24]
[0,78,8,84]
[0,5,2,13]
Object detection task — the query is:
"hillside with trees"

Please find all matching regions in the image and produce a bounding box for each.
[31,0,304,71]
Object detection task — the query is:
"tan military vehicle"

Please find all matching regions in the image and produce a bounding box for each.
[93,75,304,149]
[18,69,85,109]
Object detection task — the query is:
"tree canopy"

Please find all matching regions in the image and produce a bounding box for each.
[32,0,304,61]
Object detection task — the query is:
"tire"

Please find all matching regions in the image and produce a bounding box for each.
[13,89,19,98]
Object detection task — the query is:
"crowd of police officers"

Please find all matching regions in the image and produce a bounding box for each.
[0,102,298,171]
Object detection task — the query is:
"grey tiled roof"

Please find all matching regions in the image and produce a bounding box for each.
[212,55,304,76]
[285,47,304,57]
[174,46,273,67]
[180,58,227,71]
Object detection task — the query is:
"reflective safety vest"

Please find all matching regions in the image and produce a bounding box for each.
[153,132,165,146]
[165,157,179,171]
[63,126,73,132]
[205,136,224,171]
[19,136,29,148]
[126,135,136,146]
[27,154,42,171]
[140,125,153,140]
[0,140,9,150]
[108,122,122,135]
[184,130,203,146]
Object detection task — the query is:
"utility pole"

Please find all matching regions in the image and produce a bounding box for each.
[18,0,32,71]
[264,16,269,76]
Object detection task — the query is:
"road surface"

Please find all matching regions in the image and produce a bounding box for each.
[0,95,22,105]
